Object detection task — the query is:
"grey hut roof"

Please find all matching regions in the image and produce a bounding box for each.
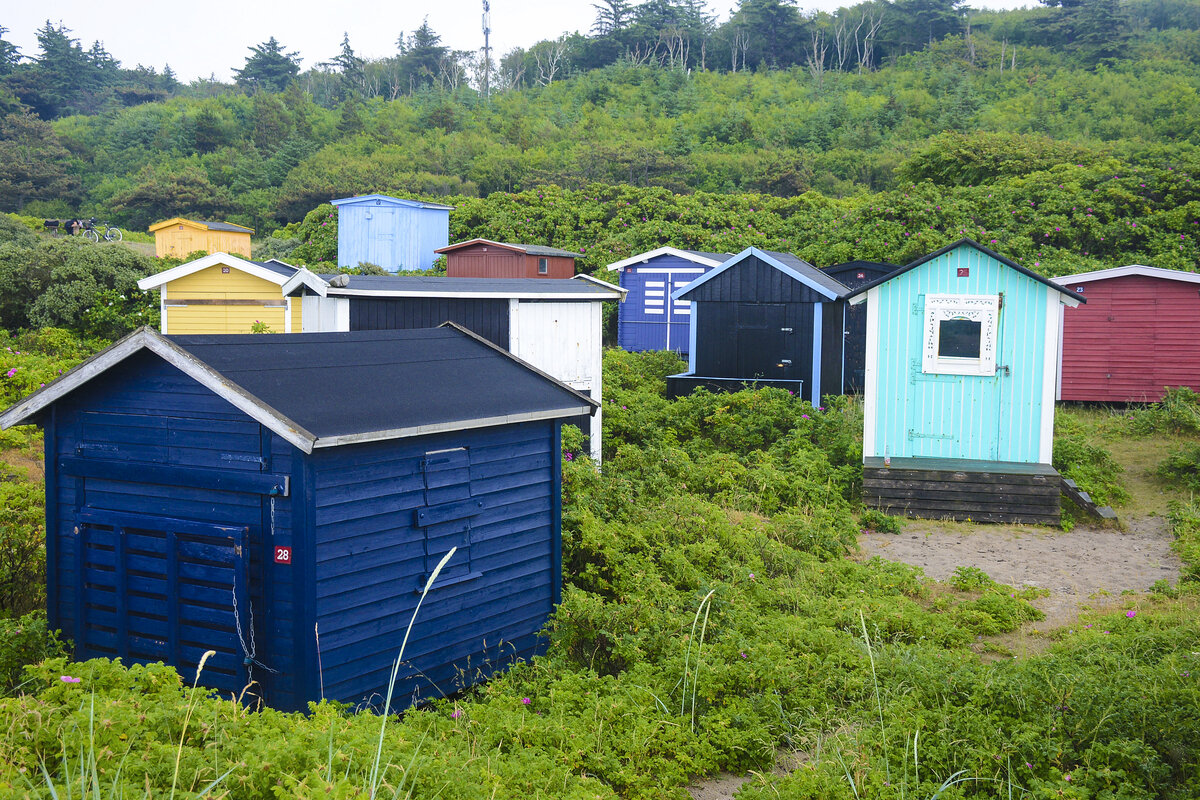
[0,326,596,453]
[683,250,732,262]
[843,239,1084,303]
[435,239,584,258]
[201,220,255,233]
[255,259,301,278]
[282,272,624,300]
[672,247,849,302]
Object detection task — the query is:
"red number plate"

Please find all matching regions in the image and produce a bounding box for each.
[274,546,292,564]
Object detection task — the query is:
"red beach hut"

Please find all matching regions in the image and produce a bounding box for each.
[1053,265,1200,402]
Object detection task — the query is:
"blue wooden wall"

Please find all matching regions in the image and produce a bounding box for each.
[615,254,713,354]
[309,420,560,709]
[46,352,303,709]
[43,350,561,712]
[867,246,1054,463]
[334,196,450,272]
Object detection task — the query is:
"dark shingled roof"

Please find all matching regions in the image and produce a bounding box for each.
[320,275,619,296]
[164,328,595,440]
[759,249,850,297]
[511,243,584,258]
[682,250,732,262]
[199,220,254,233]
[255,259,301,278]
[438,240,583,258]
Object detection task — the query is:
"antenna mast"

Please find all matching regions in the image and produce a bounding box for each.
[482,0,491,100]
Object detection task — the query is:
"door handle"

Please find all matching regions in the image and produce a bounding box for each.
[996,364,1010,376]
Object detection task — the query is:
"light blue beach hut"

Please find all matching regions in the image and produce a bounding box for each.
[332,194,453,272]
[845,239,1082,524]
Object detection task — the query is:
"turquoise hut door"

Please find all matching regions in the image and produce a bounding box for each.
[906,294,1004,460]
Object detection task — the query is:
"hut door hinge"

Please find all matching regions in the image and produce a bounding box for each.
[997,291,1004,310]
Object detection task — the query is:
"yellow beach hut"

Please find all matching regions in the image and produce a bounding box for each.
[137,253,323,334]
[149,218,254,259]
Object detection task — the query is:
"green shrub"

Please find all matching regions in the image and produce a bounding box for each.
[860,508,902,534]
[1167,498,1200,583]
[1158,444,1200,493]
[1128,386,1200,436]
[0,466,47,617]
[0,612,67,695]
[1053,411,1131,508]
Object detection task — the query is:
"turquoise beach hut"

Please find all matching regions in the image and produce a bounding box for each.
[845,239,1082,524]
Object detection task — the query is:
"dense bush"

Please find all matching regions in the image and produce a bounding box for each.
[0,237,158,335]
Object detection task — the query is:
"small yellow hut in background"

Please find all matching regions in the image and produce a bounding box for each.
[149,218,254,259]
[137,252,324,334]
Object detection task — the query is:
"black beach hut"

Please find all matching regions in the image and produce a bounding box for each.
[666,247,850,405]
[821,260,900,394]
[0,326,595,711]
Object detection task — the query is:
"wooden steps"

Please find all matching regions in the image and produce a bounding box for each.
[863,457,1061,525]
[1061,478,1118,521]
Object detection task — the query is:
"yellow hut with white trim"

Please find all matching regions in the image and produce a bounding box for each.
[137,253,323,334]
[149,218,254,259]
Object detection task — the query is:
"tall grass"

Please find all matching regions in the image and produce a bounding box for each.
[366,546,457,800]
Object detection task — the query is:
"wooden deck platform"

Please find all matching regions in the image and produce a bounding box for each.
[863,456,1061,526]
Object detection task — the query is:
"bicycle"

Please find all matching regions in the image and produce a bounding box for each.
[82,217,122,243]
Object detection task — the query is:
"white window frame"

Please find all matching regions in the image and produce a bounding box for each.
[922,293,999,376]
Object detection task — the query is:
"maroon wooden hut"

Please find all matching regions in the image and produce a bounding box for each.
[438,239,582,279]
[1053,265,1200,402]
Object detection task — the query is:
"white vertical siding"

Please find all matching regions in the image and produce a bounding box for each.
[512,300,604,461]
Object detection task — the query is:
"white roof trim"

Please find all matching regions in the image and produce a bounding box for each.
[571,273,628,297]
[311,406,593,449]
[137,252,293,291]
[1051,264,1200,286]
[671,247,840,302]
[328,287,619,301]
[0,328,318,453]
[281,267,331,297]
[604,246,727,271]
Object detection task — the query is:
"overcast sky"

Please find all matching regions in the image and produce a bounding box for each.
[5,0,1032,83]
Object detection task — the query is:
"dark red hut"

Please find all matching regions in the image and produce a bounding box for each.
[1054,265,1200,402]
[437,239,582,279]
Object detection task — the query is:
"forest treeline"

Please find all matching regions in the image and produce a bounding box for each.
[2,0,1200,255]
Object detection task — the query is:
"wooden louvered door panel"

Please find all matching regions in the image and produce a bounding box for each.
[74,509,250,693]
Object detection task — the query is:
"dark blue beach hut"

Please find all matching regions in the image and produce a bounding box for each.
[666,247,850,406]
[332,194,453,272]
[604,247,730,355]
[821,260,900,394]
[0,326,595,711]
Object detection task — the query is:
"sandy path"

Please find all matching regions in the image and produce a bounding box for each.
[857,516,1181,628]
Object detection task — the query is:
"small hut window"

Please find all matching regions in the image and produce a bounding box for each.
[937,318,981,359]
[922,294,999,376]
[538,258,549,274]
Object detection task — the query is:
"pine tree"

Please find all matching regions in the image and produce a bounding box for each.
[235,37,302,93]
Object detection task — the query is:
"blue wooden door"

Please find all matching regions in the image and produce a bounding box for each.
[73,509,250,693]
[368,208,396,268]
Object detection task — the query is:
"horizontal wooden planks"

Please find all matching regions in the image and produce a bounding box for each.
[1061,275,1200,401]
[310,420,558,706]
[864,464,1061,524]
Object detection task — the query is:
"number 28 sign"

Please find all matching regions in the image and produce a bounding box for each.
[274,546,292,564]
